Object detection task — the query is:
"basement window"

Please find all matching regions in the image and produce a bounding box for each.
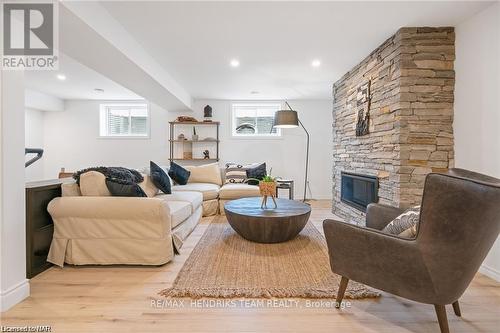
[231,102,282,137]
[99,103,149,138]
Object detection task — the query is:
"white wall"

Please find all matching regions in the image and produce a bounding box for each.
[42,100,169,178]
[455,2,500,281]
[171,99,333,199]
[40,98,333,199]
[25,108,46,182]
[1,71,30,312]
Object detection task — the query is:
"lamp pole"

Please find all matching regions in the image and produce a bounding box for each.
[285,102,310,202]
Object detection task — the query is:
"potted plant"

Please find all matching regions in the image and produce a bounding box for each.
[259,173,277,197]
[247,168,280,208]
[192,127,198,141]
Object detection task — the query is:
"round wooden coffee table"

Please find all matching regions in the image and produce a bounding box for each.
[224,197,311,243]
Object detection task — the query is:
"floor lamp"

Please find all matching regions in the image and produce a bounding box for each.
[273,102,310,202]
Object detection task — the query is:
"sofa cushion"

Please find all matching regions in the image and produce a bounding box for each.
[156,191,203,212]
[219,183,260,200]
[150,161,171,194]
[172,183,219,200]
[138,174,160,197]
[106,179,147,197]
[61,182,82,197]
[168,162,190,185]
[382,206,421,236]
[165,201,192,229]
[185,163,222,185]
[80,171,111,196]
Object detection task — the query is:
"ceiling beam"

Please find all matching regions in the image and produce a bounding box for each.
[59,2,192,111]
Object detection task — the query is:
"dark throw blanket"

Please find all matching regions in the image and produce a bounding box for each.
[73,166,144,185]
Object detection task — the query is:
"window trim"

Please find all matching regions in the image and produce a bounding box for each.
[230,101,283,139]
[99,103,150,139]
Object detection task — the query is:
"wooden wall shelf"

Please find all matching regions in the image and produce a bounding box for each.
[169,121,220,125]
[169,121,220,162]
[171,158,219,161]
[170,139,219,143]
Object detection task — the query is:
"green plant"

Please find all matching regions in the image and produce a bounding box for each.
[193,127,197,135]
[247,168,280,183]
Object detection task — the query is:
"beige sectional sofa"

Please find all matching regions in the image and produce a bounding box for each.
[173,163,261,216]
[47,172,203,267]
[46,163,262,267]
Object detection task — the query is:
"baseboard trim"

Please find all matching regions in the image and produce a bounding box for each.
[479,264,500,282]
[1,279,30,312]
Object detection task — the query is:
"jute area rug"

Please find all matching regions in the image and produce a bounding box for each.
[160,216,379,299]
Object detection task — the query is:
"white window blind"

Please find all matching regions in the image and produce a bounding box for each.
[99,104,149,137]
[231,102,282,137]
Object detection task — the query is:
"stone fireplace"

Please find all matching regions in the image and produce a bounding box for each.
[332,27,455,224]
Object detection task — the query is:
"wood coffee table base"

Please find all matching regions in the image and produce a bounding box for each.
[224,197,311,243]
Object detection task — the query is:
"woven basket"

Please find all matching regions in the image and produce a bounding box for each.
[259,181,277,196]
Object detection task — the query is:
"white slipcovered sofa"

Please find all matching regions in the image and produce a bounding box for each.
[47,171,202,267]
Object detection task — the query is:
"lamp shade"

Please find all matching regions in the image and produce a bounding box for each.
[273,110,299,128]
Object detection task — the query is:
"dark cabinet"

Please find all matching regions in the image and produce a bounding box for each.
[25,179,67,278]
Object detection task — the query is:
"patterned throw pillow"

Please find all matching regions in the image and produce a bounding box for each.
[382,206,421,236]
[225,163,259,184]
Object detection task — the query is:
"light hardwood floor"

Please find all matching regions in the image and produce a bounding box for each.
[2,201,499,332]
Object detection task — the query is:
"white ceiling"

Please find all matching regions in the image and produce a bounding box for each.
[25,53,141,100]
[25,1,494,102]
[99,0,492,100]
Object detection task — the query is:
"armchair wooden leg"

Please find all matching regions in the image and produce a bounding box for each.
[452,300,461,317]
[335,276,349,308]
[434,305,450,333]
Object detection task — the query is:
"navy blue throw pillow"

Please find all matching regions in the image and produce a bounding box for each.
[106,179,147,197]
[168,161,190,185]
[246,163,267,185]
[150,161,172,194]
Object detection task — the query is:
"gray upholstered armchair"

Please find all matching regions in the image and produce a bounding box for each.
[323,169,500,333]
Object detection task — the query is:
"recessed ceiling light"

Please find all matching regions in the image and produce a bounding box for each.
[94,88,104,93]
[230,59,240,67]
[56,74,66,81]
[311,59,321,67]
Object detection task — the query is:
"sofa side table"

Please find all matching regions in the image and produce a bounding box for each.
[276,180,294,200]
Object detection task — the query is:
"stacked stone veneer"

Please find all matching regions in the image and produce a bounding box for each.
[332,27,455,224]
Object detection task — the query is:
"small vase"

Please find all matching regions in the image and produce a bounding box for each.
[192,134,199,141]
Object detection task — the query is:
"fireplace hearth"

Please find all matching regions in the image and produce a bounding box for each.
[341,172,378,212]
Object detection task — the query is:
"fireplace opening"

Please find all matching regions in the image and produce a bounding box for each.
[341,172,379,212]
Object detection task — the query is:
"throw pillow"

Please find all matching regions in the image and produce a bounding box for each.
[79,171,111,196]
[185,163,222,185]
[399,224,418,239]
[105,179,147,197]
[225,162,259,184]
[138,174,159,197]
[150,161,172,194]
[246,163,267,185]
[168,161,190,185]
[382,206,421,236]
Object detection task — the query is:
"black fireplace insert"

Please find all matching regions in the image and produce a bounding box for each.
[341,172,379,212]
